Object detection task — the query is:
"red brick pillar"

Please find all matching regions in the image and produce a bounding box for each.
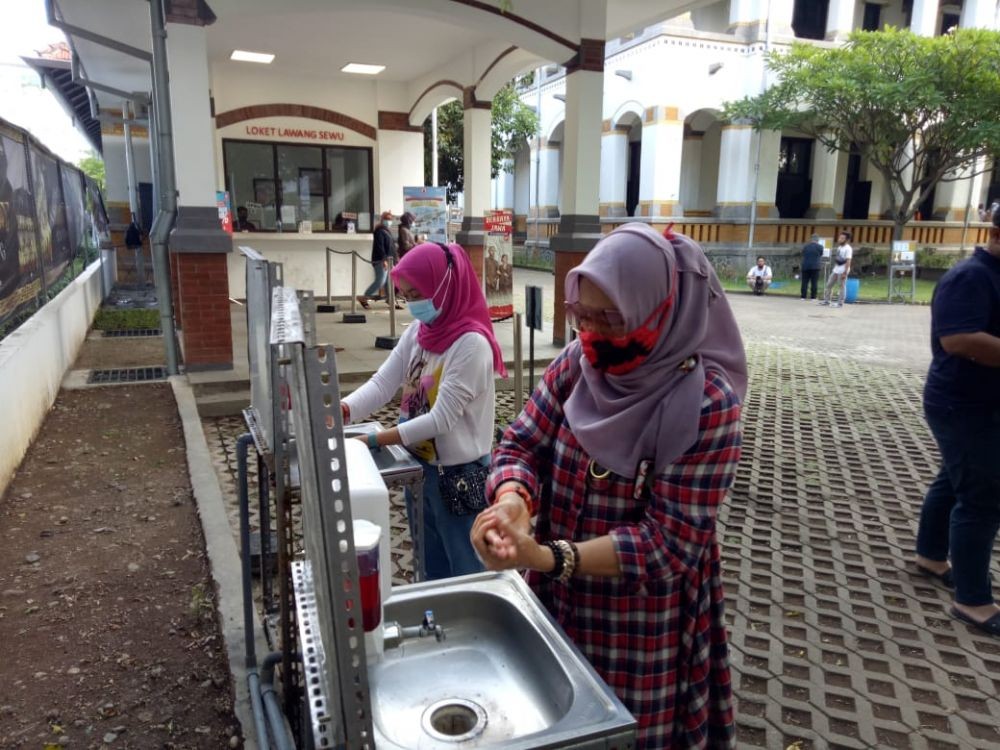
[174,252,232,369]
[456,218,486,289]
[170,206,233,370]
[551,215,603,347]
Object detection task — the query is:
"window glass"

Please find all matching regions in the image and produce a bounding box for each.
[223,140,373,232]
[326,147,371,231]
[224,141,276,230]
[277,144,324,231]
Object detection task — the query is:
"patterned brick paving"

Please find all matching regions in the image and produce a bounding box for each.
[203,310,1000,749]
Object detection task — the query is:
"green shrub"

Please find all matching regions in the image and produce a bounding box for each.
[916,247,959,269]
[93,308,161,331]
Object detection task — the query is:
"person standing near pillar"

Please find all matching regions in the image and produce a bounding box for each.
[800,234,824,300]
[820,231,853,307]
[913,212,1000,637]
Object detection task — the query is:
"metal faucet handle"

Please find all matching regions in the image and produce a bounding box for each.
[421,609,446,642]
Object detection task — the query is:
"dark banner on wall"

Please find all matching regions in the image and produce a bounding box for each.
[0,127,42,324]
[30,146,72,285]
[0,116,107,334]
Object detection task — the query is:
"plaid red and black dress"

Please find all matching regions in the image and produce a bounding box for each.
[487,347,741,749]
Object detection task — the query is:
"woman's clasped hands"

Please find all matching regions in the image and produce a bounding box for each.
[470,486,536,570]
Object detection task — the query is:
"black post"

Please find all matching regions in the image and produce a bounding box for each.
[529,325,535,391]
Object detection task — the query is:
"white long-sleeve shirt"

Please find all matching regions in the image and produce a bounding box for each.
[342,323,496,466]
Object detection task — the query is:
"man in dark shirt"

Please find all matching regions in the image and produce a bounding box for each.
[800,233,823,300]
[914,212,1000,637]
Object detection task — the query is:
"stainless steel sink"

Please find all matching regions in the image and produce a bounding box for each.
[368,571,636,749]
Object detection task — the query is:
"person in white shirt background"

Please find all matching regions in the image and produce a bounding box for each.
[821,231,853,307]
[746,256,773,295]
[341,241,507,579]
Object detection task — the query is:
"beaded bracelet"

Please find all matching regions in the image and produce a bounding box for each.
[544,540,565,579]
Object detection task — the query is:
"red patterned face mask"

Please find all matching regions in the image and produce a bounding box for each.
[578,294,674,375]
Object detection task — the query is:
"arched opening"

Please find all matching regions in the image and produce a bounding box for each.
[680,109,723,216]
[615,112,642,217]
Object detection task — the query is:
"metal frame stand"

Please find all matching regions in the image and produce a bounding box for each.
[888,260,916,303]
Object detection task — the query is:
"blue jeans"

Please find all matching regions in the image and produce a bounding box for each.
[406,456,488,580]
[363,262,387,298]
[916,404,1000,606]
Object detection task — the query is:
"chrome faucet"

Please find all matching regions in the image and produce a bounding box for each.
[383,609,446,649]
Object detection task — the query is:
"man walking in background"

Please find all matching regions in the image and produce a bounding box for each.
[800,233,823,300]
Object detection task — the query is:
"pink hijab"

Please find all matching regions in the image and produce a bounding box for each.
[564,223,747,477]
[391,241,507,377]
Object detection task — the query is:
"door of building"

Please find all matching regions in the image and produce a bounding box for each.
[776,137,812,218]
[842,153,872,220]
[626,140,640,217]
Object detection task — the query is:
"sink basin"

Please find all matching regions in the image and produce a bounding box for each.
[368,571,636,749]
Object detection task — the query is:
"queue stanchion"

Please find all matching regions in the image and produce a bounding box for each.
[375,256,400,350]
[318,247,339,313]
[342,249,366,323]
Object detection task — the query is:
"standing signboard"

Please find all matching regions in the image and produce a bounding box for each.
[403,186,448,244]
[484,210,513,321]
[217,190,233,233]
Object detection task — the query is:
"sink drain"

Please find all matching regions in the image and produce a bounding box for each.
[422,698,487,742]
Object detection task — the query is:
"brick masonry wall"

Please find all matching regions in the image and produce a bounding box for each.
[174,253,232,369]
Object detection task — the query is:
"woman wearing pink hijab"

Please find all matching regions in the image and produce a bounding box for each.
[471,223,746,748]
[342,241,507,579]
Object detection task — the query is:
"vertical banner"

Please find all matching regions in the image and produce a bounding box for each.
[403,186,448,244]
[86,176,111,248]
[217,190,233,233]
[30,146,72,285]
[484,209,513,321]
[61,167,86,256]
[0,128,40,324]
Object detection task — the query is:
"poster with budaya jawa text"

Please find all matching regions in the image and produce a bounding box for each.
[484,210,513,322]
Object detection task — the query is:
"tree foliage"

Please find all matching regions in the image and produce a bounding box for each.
[424,81,539,200]
[724,27,1000,237]
[77,150,105,192]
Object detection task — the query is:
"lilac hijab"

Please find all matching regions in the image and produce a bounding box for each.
[563,223,747,477]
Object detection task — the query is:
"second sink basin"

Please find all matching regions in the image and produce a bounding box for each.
[368,571,636,749]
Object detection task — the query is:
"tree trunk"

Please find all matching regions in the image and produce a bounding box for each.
[892,222,905,242]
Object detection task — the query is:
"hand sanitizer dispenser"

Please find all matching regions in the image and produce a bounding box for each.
[343,439,392,615]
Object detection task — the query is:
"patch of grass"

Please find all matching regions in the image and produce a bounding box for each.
[93,307,161,331]
[721,274,938,304]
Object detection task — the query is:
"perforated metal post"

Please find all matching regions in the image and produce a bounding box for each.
[274,288,374,749]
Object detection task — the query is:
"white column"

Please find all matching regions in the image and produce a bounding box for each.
[729,0,764,39]
[867,165,889,219]
[498,161,514,211]
[638,105,684,217]
[961,0,995,28]
[825,0,857,40]
[808,141,838,219]
[716,123,756,218]
[933,163,984,222]
[755,130,781,217]
[910,0,940,36]
[680,131,703,214]
[539,142,561,216]
[599,121,628,216]
[165,24,216,207]
[376,130,423,215]
[769,0,796,36]
[463,105,492,219]
[559,66,602,217]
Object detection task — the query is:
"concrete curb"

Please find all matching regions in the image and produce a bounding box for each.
[170,375,270,750]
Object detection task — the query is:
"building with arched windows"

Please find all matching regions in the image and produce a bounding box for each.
[496,0,999,284]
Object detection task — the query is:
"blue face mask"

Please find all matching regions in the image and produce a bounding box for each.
[407,298,441,324]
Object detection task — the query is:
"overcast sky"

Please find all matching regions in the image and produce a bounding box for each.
[0,0,93,163]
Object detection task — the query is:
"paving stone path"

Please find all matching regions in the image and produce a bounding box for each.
[204,295,1000,750]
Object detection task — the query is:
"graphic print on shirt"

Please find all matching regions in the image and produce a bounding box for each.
[399,352,443,462]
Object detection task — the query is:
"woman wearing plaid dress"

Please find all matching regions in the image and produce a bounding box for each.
[471,223,746,748]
